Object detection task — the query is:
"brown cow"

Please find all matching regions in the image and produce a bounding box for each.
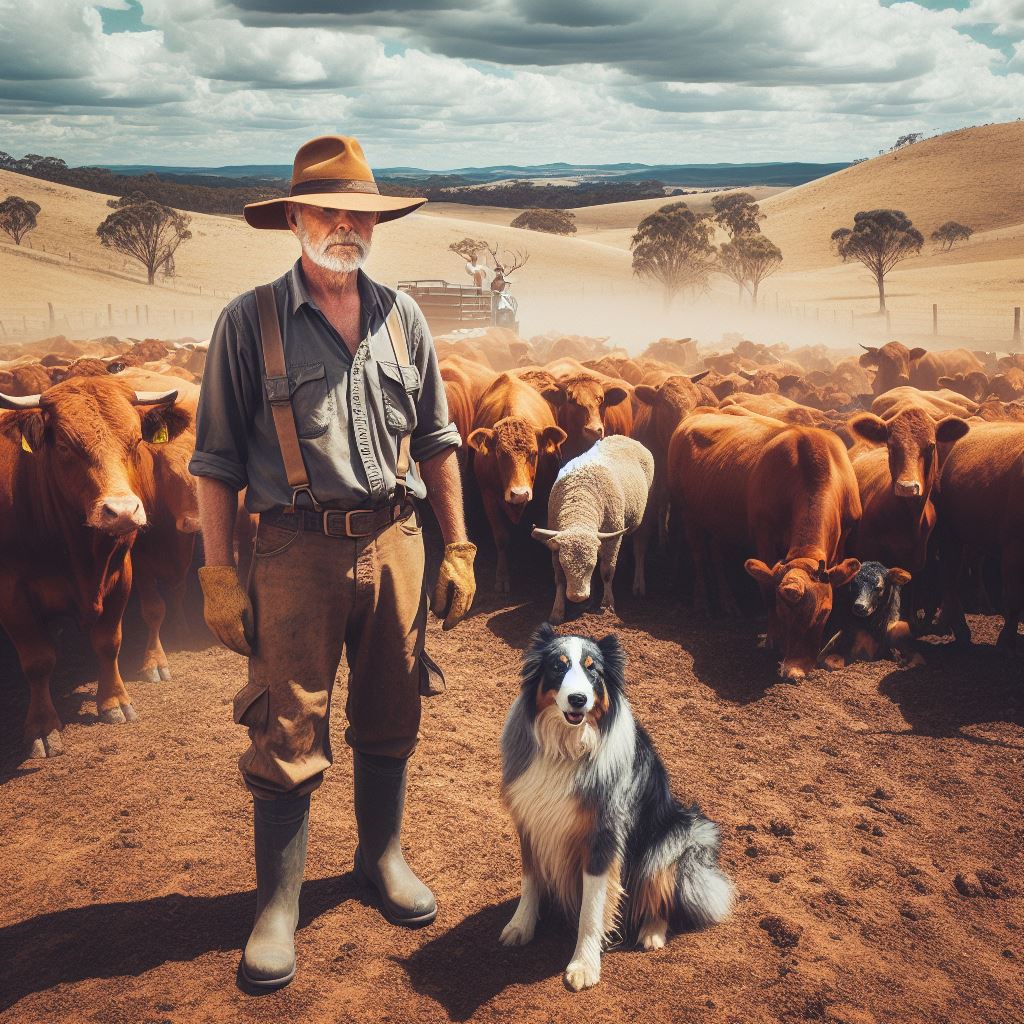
[935,371,990,403]
[937,422,1024,650]
[860,342,985,394]
[871,386,977,422]
[548,371,632,460]
[0,376,188,757]
[669,413,861,679]
[467,373,566,592]
[847,409,969,573]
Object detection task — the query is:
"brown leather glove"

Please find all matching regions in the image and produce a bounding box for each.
[198,565,254,656]
[431,541,477,630]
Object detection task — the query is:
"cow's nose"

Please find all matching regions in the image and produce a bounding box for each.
[583,424,604,441]
[508,487,531,505]
[894,479,921,497]
[568,693,588,709]
[98,495,146,533]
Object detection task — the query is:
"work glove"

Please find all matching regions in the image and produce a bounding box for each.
[431,541,477,630]
[198,565,254,656]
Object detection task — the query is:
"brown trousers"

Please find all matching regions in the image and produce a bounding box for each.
[231,507,431,800]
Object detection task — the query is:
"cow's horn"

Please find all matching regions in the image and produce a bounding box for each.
[0,392,42,410]
[133,390,178,406]
[859,344,873,352]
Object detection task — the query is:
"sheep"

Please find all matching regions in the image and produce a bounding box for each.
[531,435,654,624]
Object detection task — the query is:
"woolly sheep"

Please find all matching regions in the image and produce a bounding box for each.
[532,435,654,624]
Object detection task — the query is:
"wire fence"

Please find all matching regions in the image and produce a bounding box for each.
[0,302,222,342]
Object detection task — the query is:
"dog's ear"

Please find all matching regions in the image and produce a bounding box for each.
[596,633,626,690]
[520,622,556,686]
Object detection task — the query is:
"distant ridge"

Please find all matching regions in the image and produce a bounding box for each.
[97,159,850,188]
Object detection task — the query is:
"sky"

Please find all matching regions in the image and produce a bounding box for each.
[0,0,1021,170]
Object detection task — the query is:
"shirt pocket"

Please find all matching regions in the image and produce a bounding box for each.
[288,362,334,440]
[377,360,421,435]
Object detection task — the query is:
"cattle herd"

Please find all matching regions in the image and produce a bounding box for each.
[1,325,1022,762]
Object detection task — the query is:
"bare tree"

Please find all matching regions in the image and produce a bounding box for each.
[931,221,974,251]
[630,202,715,309]
[831,209,923,313]
[483,241,530,277]
[0,195,41,245]
[97,198,191,285]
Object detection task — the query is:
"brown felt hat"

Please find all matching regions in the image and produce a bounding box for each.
[243,134,426,230]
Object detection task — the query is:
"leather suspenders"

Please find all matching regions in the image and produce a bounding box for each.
[254,282,412,513]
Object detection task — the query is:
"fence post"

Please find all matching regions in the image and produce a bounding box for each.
[145,305,150,325]
[47,302,54,328]
[107,303,112,327]
[136,305,140,325]
[172,309,177,326]
[885,310,891,334]
[1014,307,1021,347]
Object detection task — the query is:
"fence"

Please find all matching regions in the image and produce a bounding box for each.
[0,302,223,342]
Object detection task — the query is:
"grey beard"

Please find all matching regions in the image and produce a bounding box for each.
[295,213,371,274]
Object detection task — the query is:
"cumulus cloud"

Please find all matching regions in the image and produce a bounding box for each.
[0,0,1019,167]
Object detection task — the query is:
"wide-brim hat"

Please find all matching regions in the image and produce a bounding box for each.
[243,134,426,230]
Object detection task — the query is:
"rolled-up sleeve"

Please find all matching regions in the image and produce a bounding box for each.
[188,305,254,491]
[406,299,461,463]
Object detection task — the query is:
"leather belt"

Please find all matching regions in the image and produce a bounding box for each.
[261,500,414,539]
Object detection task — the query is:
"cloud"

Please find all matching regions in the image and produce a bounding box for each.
[0,0,1019,167]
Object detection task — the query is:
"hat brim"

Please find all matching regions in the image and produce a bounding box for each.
[243,192,427,229]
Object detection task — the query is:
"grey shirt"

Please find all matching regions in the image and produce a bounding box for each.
[188,261,460,513]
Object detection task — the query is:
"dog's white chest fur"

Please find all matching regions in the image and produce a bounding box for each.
[504,755,589,914]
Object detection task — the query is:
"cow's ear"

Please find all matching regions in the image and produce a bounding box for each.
[466,427,493,455]
[633,384,660,406]
[1,410,45,452]
[885,567,912,587]
[139,403,191,444]
[540,425,567,453]
[827,558,861,587]
[909,347,928,361]
[541,386,565,407]
[602,384,629,407]
[935,415,970,444]
[744,558,775,585]
[848,413,889,445]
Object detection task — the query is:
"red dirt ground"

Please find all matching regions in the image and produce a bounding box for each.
[1,539,1022,1024]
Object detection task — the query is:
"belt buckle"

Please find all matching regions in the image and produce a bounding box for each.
[321,510,348,538]
[344,509,375,538]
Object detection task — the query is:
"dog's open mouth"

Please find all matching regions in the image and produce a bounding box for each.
[563,710,585,725]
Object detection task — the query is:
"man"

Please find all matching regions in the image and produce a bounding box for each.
[188,134,476,990]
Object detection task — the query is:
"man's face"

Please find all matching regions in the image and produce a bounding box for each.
[287,202,378,274]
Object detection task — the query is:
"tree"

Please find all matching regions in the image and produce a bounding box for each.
[97,198,192,285]
[0,196,41,245]
[831,209,923,313]
[630,202,715,309]
[892,133,923,150]
[448,237,489,262]
[509,208,577,235]
[931,221,973,251]
[717,233,783,305]
[710,192,763,239]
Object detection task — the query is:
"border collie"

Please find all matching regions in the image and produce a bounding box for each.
[499,623,733,991]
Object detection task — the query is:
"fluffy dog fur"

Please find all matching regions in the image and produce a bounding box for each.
[500,623,733,991]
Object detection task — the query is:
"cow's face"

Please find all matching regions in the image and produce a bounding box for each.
[634,373,709,447]
[2,378,188,536]
[146,402,199,533]
[556,376,629,450]
[850,409,969,499]
[746,557,861,679]
[467,416,566,520]
[859,342,923,394]
[937,371,989,403]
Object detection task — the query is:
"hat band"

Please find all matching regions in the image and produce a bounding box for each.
[289,178,380,197]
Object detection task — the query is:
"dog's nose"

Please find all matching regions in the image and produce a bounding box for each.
[568,693,587,709]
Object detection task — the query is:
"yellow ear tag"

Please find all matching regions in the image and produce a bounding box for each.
[21,434,33,454]
[150,423,169,444]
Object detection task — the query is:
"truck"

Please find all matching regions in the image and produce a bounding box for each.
[396,280,519,336]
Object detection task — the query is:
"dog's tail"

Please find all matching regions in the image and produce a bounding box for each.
[673,809,734,929]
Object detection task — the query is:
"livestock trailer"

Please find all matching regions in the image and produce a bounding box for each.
[396,280,519,335]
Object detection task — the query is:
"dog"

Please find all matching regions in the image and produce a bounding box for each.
[819,561,923,669]
[499,623,733,991]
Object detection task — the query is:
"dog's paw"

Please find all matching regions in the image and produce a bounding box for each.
[564,959,601,991]
[500,917,535,946]
[638,923,667,951]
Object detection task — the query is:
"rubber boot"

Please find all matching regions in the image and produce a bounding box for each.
[240,792,310,989]
[352,751,437,926]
